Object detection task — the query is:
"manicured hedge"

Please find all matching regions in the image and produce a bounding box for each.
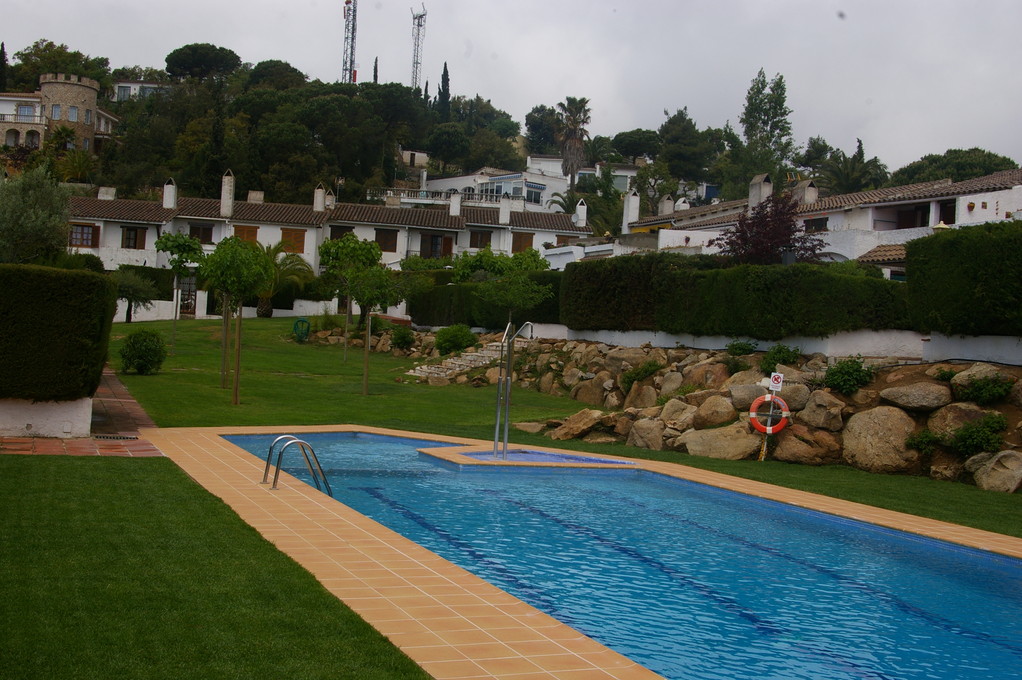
[407,271,562,328]
[0,264,117,401]
[906,222,1022,336]
[118,264,176,300]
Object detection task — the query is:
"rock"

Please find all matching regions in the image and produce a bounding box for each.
[659,371,686,396]
[571,379,606,407]
[603,390,625,410]
[548,409,604,441]
[375,335,392,353]
[773,364,805,384]
[972,450,1022,493]
[880,383,953,412]
[724,368,765,387]
[561,366,583,388]
[773,424,843,465]
[964,451,998,474]
[513,422,546,434]
[627,418,666,450]
[842,406,918,473]
[1010,381,1022,408]
[427,376,450,387]
[660,398,696,425]
[455,374,469,384]
[728,384,767,412]
[951,363,1013,392]
[693,395,738,430]
[678,422,760,460]
[777,383,811,411]
[623,383,658,409]
[684,389,725,407]
[582,432,620,444]
[484,366,502,385]
[928,449,963,482]
[795,390,846,431]
[803,353,829,372]
[682,360,730,389]
[927,402,988,438]
[849,389,879,407]
[613,413,635,437]
[605,347,650,374]
[538,371,556,394]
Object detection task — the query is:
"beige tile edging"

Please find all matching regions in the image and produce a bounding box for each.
[142,425,1022,680]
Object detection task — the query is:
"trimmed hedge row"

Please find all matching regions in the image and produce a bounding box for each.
[407,271,562,328]
[907,221,1022,336]
[118,264,176,300]
[0,264,117,401]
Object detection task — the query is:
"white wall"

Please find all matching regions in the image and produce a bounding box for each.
[0,397,92,438]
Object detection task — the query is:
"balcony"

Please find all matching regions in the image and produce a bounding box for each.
[366,187,528,210]
[0,113,45,125]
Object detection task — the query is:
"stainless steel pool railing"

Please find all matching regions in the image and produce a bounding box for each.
[493,321,533,459]
[262,435,333,497]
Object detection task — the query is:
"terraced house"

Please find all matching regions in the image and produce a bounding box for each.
[68,172,587,320]
[0,73,117,151]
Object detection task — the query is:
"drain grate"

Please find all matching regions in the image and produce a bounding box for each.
[93,434,139,440]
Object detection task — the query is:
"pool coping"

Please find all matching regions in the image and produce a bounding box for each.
[142,424,1022,680]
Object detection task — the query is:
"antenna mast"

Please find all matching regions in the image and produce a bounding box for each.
[342,0,358,83]
[410,4,427,90]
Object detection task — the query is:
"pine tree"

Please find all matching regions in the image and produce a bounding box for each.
[0,43,8,91]
[437,62,450,122]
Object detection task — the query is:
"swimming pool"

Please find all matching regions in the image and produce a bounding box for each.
[226,431,1022,680]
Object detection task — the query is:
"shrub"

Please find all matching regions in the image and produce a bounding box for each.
[759,344,801,374]
[434,324,477,355]
[824,355,875,395]
[120,329,168,375]
[391,326,415,350]
[725,339,757,356]
[934,368,958,382]
[723,356,750,375]
[946,413,1008,459]
[953,375,1015,405]
[905,429,942,457]
[620,361,663,394]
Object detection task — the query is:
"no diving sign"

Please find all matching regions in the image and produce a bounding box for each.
[769,372,784,392]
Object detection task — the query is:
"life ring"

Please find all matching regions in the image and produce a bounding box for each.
[749,394,790,434]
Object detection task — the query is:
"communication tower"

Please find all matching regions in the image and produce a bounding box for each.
[342,0,358,83]
[410,4,427,90]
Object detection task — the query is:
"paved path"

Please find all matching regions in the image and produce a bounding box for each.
[0,368,162,456]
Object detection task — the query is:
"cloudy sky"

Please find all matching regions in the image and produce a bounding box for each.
[6,0,1021,170]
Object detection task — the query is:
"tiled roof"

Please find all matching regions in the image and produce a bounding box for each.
[857,244,906,264]
[461,207,586,233]
[650,199,748,229]
[329,204,463,230]
[69,196,177,223]
[175,198,327,225]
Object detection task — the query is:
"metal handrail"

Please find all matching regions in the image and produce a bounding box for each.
[262,435,333,496]
[493,321,533,459]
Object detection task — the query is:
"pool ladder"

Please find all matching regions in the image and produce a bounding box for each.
[261,435,333,497]
[493,321,533,460]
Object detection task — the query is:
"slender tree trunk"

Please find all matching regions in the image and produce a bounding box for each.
[220,293,230,389]
[362,313,371,396]
[232,305,242,405]
[343,294,352,363]
[170,274,179,355]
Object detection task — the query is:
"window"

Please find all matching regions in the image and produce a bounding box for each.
[281,228,306,254]
[51,104,61,120]
[803,217,828,233]
[469,230,491,249]
[330,225,354,240]
[556,235,576,246]
[189,224,214,244]
[511,232,534,253]
[526,188,542,204]
[117,85,131,101]
[68,106,78,122]
[121,226,147,249]
[85,109,92,124]
[16,105,34,122]
[375,228,398,253]
[82,138,89,150]
[234,225,259,242]
[69,223,99,248]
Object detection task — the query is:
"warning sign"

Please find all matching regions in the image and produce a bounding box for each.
[769,372,784,392]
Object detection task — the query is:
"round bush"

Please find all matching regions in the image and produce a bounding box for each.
[120,329,168,375]
[434,324,477,355]
[391,326,415,351]
[824,355,874,395]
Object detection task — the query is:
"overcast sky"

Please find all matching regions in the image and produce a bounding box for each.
[6,0,1021,170]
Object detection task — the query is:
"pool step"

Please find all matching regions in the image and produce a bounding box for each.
[406,340,527,380]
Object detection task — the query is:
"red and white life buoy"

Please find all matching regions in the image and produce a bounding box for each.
[749,394,790,434]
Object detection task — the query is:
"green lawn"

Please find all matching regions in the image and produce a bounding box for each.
[4,316,1020,678]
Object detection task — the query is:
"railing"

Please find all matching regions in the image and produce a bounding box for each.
[365,187,529,208]
[493,321,534,459]
[0,114,45,124]
[262,435,333,496]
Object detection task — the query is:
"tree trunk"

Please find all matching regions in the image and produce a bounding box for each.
[232,305,242,405]
[256,296,274,318]
[220,293,231,389]
[362,313,371,396]
[169,274,179,355]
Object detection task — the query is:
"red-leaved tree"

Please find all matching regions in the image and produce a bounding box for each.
[708,192,824,265]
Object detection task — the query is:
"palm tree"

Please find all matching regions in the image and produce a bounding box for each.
[817,139,888,195]
[252,241,315,318]
[556,96,591,190]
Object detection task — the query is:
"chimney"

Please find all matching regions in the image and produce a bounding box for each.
[658,194,675,216]
[220,170,235,218]
[449,190,462,217]
[247,190,264,204]
[575,199,587,229]
[791,179,819,205]
[621,189,641,234]
[748,173,772,208]
[97,187,117,200]
[419,169,428,190]
[498,193,512,225]
[162,178,178,209]
[325,190,336,209]
[313,183,326,212]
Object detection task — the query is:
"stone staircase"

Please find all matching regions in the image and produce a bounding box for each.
[406,339,528,380]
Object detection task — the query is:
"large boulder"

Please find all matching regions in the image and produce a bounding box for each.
[660,399,697,431]
[777,383,811,411]
[623,382,659,409]
[729,383,767,412]
[794,390,846,432]
[627,418,666,450]
[605,347,650,374]
[972,450,1022,493]
[659,371,686,397]
[561,366,584,387]
[842,406,918,473]
[693,395,738,430]
[927,402,988,439]
[682,360,730,390]
[773,424,843,466]
[950,362,1013,392]
[547,409,603,441]
[928,449,964,482]
[724,368,765,387]
[571,379,606,407]
[678,422,761,460]
[880,383,953,412]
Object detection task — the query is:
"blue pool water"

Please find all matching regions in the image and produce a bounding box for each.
[226,432,1022,680]
[460,449,636,465]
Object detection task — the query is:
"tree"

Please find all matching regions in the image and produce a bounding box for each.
[464,128,524,173]
[631,160,677,216]
[585,135,620,166]
[55,149,97,183]
[247,60,306,91]
[888,148,1018,186]
[658,108,715,184]
[557,96,591,190]
[740,69,795,165]
[613,129,660,164]
[319,234,383,354]
[436,62,451,122]
[165,43,241,81]
[10,39,111,92]
[794,135,834,177]
[817,139,888,195]
[111,268,159,323]
[524,105,559,155]
[476,272,553,325]
[198,236,272,404]
[154,231,205,352]
[0,167,70,264]
[708,192,824,265]
[0,43,8,91]
[250,241,314,318]
[426,122,470,174]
